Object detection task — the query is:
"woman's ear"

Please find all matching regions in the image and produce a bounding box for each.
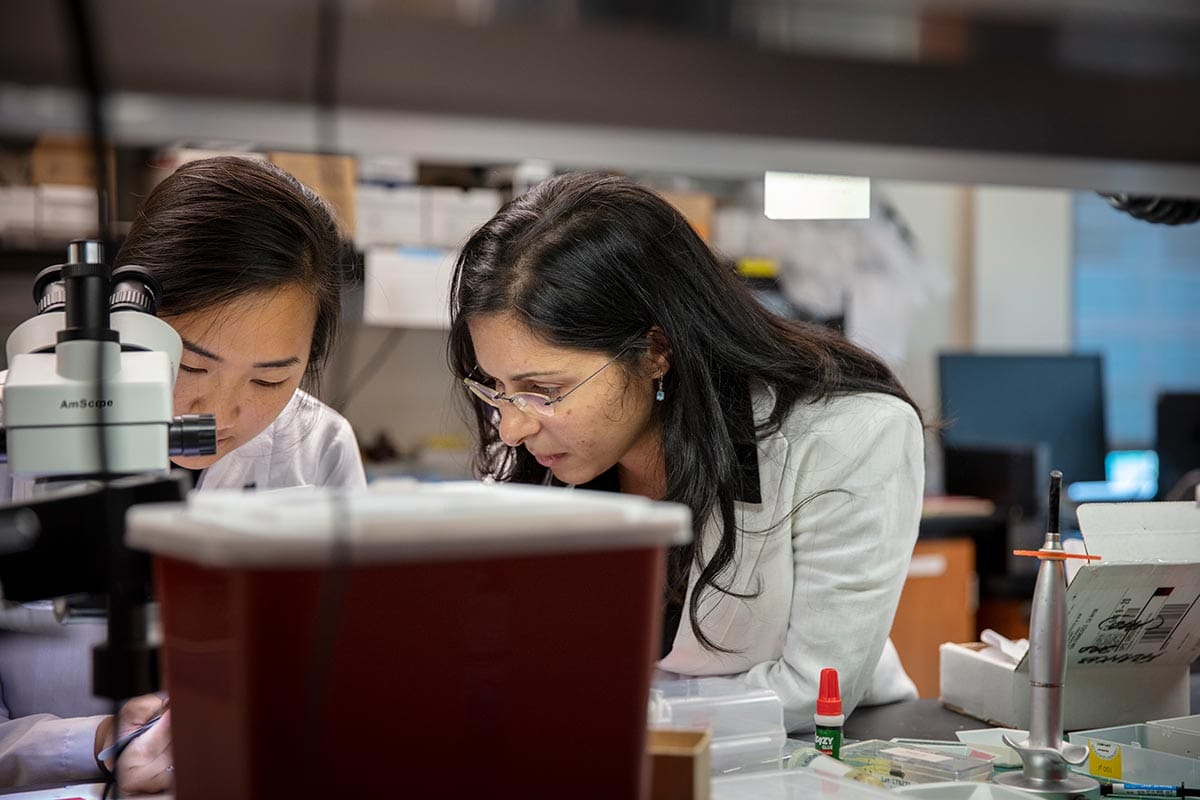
[645,325,672,378]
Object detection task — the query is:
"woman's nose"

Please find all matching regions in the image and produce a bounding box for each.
[497,403,541,447]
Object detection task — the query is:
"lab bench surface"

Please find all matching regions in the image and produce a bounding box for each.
[845,672,1200,741]
[4,676,1197,798]
[843,698,985,741]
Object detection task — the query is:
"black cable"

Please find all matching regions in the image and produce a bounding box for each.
[61,0,122,795]
[1101,192,1200,225]
[298,2,351,798]
[314,0,340,155]
[61,1,113,476]
[63,0,112,247]
[332,328,405,413]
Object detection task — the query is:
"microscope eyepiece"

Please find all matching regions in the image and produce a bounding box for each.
[110,265,163,315]
[33,250,164,319]
[33,265,66,315]
[168,414,218,457]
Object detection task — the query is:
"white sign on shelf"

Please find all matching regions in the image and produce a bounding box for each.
[363,246,457,330]
[355,185,425,248]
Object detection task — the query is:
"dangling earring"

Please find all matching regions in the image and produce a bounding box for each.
[655,376,665,402]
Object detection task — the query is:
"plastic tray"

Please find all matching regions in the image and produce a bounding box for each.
[839,740,994,787]
[650,677,787,773]
[1069,723,1200,786]
[1147,714,1200,759]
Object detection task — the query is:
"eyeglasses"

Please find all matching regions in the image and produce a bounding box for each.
[463,346,631,419]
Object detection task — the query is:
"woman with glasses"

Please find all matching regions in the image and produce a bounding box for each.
[449,172,924,732]
[0,157,366,792]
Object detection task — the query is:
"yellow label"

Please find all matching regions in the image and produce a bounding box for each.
[736,258,779,279]
[1087,741,1122,780]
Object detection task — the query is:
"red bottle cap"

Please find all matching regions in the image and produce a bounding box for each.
[817,668,842,716]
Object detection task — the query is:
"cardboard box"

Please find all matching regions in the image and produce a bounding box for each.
[648,729,711,800]
[658,190,716,242]
[268,152,357,237]
[30,133,115,197]
[940,502,1200,731]
[891,538,976,699]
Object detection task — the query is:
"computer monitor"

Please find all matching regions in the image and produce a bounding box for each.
[1156,392,1200,500]
[938,353,1108,486]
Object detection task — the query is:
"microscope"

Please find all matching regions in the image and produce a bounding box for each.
[0,239,217,702]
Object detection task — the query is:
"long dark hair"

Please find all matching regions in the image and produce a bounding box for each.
[448,172,921,652]
[116,156,351,386]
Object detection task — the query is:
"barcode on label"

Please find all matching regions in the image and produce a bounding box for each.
[1141,602,1190,646]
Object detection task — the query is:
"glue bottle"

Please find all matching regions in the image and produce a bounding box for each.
[814,667,844,758]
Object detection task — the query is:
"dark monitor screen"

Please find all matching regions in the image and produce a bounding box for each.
[938,353,1107,484]
[1156,392,1200,499]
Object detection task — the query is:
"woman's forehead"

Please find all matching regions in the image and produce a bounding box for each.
[169,286,316,365]
[468,313,584,377]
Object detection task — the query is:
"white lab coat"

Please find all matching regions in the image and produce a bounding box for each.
[655,391,924,732]
[186,389,365,491]
[0,389,364,786]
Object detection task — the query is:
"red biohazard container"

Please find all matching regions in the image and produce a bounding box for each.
[126,482,691,800]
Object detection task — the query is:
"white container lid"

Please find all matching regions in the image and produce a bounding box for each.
[126,480,692,568]
[714,768,895,799]
[894,783,1043,799]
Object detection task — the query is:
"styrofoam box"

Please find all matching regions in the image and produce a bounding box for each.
[940,502,1200,730]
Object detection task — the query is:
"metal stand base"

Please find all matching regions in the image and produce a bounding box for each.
[995,769,1101,799]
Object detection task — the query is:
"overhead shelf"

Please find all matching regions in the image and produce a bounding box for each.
[3,1,1200,192]
[6,84,1200,195]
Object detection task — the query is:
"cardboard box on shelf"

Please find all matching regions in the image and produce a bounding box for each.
[30,134,115,197]
[891,538,976,699]
[268,152,357,236]
[658,190,716,242]
[939,502,1200,731]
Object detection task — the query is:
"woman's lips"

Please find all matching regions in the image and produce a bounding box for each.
[534,452,565,468]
